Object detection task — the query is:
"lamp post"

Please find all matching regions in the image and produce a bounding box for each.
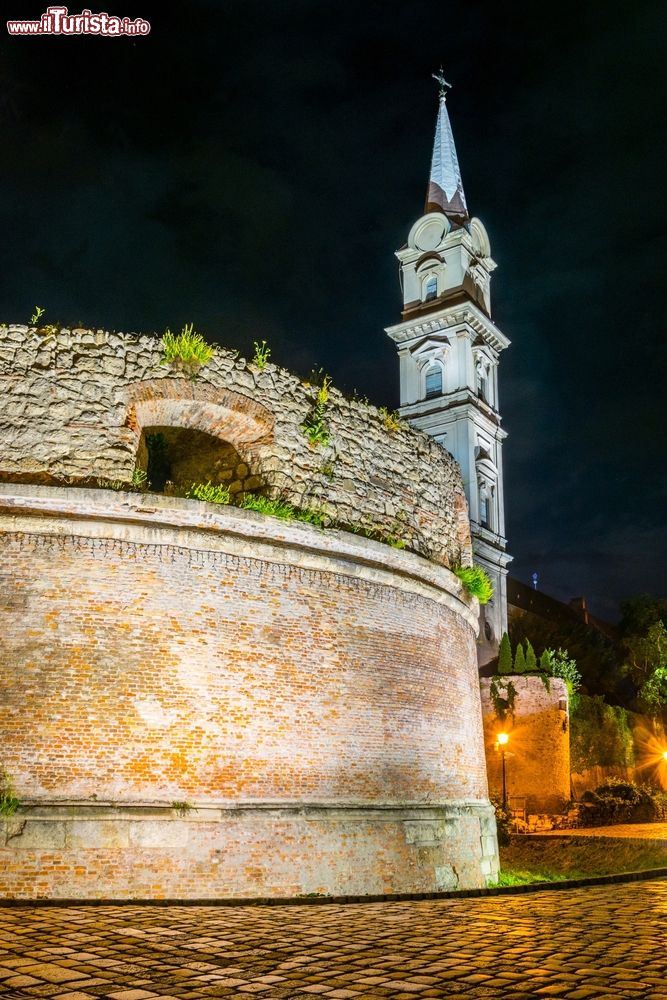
[497,732,509,809]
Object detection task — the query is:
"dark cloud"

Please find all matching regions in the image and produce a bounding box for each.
[1,0,665,618]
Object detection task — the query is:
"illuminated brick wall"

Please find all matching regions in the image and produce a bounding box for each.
[480,675,571,814]
[0,487,498,898]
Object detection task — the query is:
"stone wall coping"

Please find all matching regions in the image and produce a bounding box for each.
[0,483,479,631]
[2,800,495,819]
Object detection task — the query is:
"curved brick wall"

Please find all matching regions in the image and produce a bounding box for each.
[480,675,571,814]
[0,485,498,899]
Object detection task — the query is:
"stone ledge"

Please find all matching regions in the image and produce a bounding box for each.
[0,483,479,631]
[0,802,498,898]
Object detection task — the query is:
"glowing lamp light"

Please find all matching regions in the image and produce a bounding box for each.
[662,750,667,761]
[496,732,510,809]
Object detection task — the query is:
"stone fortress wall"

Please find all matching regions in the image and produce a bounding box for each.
[0,325,471,567]
[0,324,499,899]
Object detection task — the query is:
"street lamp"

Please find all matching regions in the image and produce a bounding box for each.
[497,732,509,809]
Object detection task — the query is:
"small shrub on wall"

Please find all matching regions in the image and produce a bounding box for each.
[186,482,231,505]
[0,770,19,817]
[452,565,493,604]
[161,323,215,379]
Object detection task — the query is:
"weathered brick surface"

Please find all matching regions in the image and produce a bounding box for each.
[0,486,497,897]
[480,676,571,814]
[0,325,471,567]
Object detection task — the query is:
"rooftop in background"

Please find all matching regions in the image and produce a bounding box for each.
[508,577,618,642]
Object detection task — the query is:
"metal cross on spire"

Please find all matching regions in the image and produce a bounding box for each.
[432,67,452,100]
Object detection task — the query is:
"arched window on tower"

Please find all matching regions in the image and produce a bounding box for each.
[424,274,438,301]
[425,363,443,398]
[479,480,490,529]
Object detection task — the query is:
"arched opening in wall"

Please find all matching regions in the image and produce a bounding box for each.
[136,426,261,498]
[125,381,274,502]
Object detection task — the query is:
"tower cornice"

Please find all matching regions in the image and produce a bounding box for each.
[385,301,510,353]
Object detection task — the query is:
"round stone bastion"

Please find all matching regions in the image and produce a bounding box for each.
[0,484,499,899]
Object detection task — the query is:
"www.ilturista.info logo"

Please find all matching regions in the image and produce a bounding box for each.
[7,6,150,36]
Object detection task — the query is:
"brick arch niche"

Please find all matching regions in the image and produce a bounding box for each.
[126,380,274,496]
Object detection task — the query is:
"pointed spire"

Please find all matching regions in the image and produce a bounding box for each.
[426,74,469,223]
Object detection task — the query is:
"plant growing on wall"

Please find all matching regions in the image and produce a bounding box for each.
[30,305,45,325]
[385,534,407,550]
[171,800,196,816]
[251,339,271,369]
[131,468,148,491]
[161,323,215,379]
[241,494,296,519]
[489,676,517,723]
[186,481,231,505]
[0,770,19,817]
[378,406,403,433]
[541,647,582,709]
[452,564,494,604]
[301,375,332,447]
[240,493,327,528]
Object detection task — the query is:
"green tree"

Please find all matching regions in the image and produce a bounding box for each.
[548,647,582,711]
[497,632,513,675]
[513,642,526,674]
[509,614,622,702]
[619,596,667,639]
[539,648,552,673]
[622,620,667,713]
[525,639,538,673]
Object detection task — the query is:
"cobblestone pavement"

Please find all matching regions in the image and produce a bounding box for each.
[536,824,667,841]
[0,880,666,1000]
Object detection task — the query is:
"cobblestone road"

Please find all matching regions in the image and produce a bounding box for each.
[0,880,666,1000]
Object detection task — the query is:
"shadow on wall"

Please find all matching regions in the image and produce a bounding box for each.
[136,426,263,497]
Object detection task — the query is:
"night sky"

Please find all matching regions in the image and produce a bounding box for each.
[1,1,665,620]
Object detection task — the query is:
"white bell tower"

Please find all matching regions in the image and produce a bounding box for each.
[385,77,511,665]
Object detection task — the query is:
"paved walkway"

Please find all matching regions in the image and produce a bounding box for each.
[535,824,667,841]
[1,880,666,999]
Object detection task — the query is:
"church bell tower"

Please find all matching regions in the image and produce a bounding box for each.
[385,75,511,665]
